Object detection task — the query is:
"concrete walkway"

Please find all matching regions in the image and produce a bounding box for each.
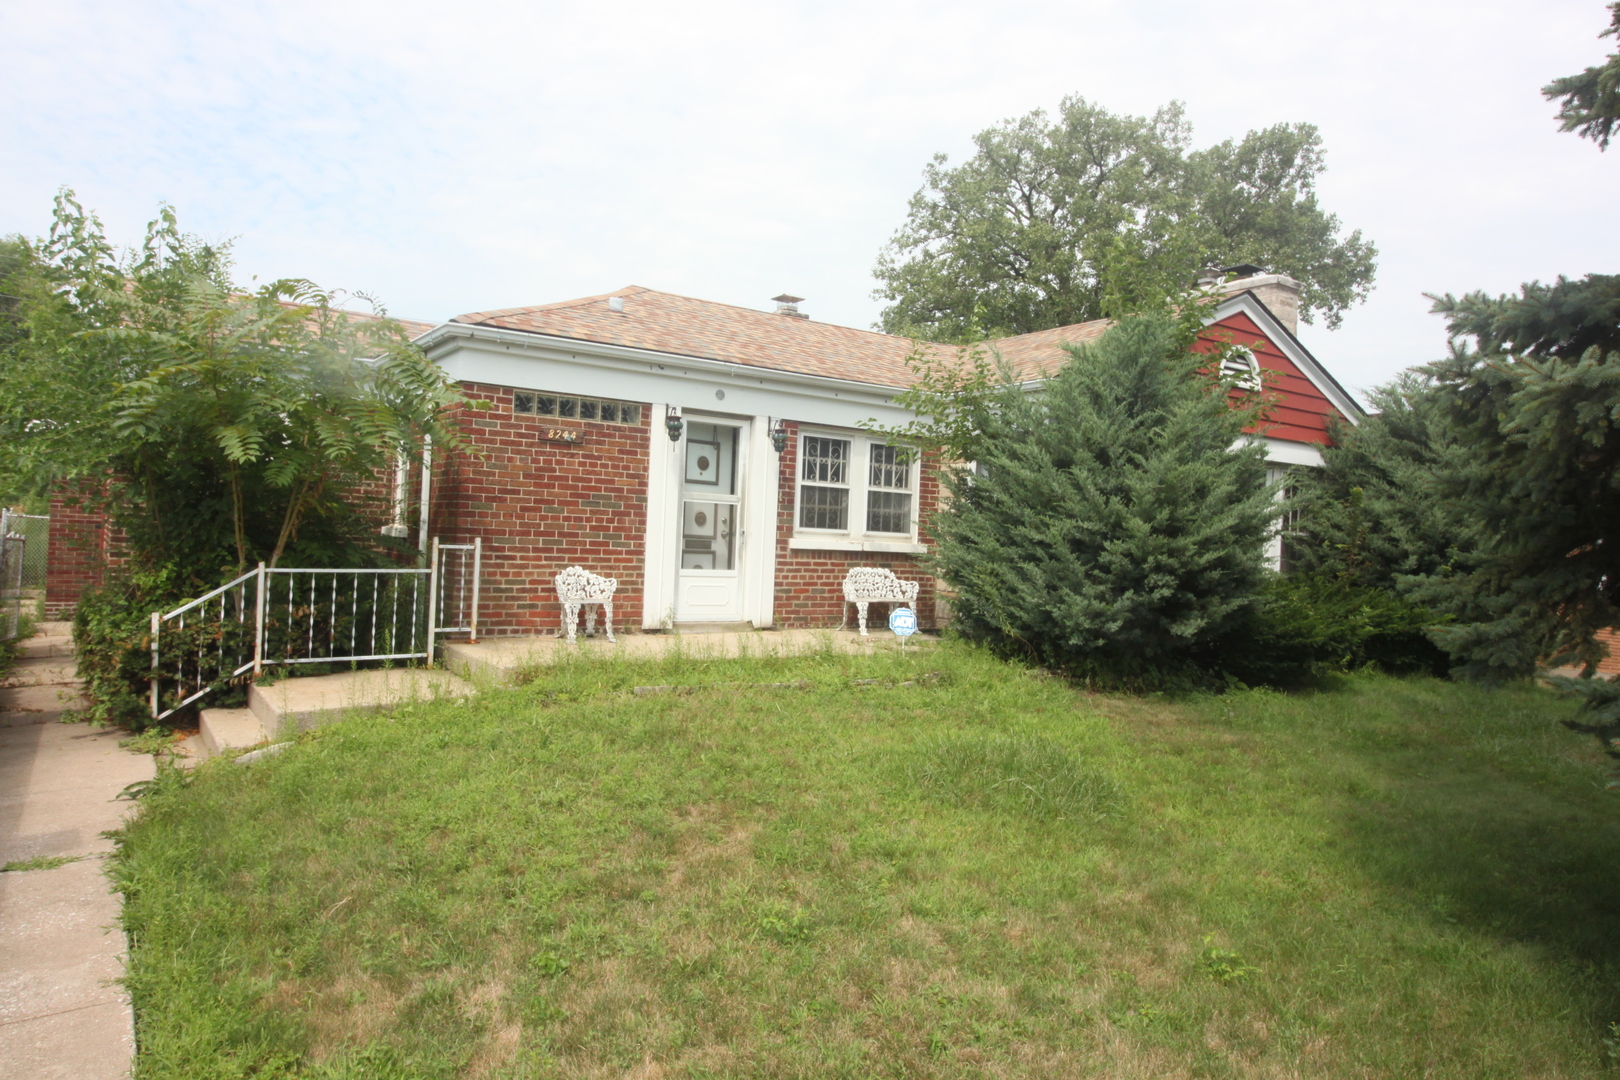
[0,625,152,1079]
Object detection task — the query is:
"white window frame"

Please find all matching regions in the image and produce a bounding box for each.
[789,429,926,554]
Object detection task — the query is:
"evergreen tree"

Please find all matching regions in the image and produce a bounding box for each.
[1545,2,1620,149]
[912,314,1276,686]
[1401,295,1620,681]
[1286,372,1476,590]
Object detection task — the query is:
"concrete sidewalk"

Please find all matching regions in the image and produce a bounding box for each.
[1,632,152,1078]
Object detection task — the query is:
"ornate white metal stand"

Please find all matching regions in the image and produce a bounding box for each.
[555,566,618,644]
[841,566,920,636]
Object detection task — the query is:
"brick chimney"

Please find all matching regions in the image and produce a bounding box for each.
[1209,265,1301,336]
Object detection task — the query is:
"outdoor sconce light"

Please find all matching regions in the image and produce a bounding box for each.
[665,406,683,443]
[769,418,788,454]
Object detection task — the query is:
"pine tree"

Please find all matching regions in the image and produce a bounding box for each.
[1400,290,1620,680]
[1286,372,1476,590]
[921,314,1276,686]
[1544,2,1620,149]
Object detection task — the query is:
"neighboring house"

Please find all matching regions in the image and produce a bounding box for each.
[409,270,1361,636]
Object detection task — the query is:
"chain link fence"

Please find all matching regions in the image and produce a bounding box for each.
[0,510,49,641]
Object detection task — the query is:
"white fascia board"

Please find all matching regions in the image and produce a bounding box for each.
[420,323,915,430]
[1209,293,1365,426]
[1237,436,1325,468]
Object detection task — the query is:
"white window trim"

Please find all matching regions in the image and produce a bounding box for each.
[790,429,925,553]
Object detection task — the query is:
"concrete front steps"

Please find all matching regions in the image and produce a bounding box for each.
[192,667,475,761]
[1,621,91,727]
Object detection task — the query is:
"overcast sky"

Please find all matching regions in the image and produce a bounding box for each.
[3,0,1614,400]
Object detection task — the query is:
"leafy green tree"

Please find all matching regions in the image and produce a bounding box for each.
[0,191,468,582]
[1545,2,1620,149]
[894,313,1277,686]
[872,96,1377,342]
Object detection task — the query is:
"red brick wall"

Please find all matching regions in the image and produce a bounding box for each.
[770,421,943,630]
[44,485,121,619]
[432,383,651,636]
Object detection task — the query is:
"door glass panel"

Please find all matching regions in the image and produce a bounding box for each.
[684,423,737,495]
[682,501,735,570]
[681,422,740,572]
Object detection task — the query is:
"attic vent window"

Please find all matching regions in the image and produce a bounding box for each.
[1220,347,1261,390]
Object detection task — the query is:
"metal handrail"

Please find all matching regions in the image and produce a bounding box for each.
[148,537,481,720]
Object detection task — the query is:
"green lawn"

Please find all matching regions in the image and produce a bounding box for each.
[114,641,1620,1078]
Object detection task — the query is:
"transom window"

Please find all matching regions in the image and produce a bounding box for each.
[513,391,641,425]
[796,433,915,538]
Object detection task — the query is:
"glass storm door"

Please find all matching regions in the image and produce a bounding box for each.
[675,418,748,622]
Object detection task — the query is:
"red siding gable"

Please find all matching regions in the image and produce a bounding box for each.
[1193,311,1348,445]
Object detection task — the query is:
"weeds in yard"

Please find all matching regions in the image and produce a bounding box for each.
[2,854,82,872]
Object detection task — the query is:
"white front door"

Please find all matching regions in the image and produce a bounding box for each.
[675,417,749,622]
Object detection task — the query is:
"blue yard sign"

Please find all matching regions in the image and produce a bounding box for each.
[889,607,918,637]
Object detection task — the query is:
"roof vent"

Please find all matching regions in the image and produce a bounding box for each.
[772,294,807,319]
[608,296,625,313]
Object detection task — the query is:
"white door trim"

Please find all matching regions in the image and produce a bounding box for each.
[641,403,680,629]
[674,414,751,623]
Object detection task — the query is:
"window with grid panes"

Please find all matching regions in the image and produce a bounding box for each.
[795,432,918,540]
[798,435,850,530]
[866,443,912,533]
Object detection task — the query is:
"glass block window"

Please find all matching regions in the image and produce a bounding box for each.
[512,392,642,425]
[799,436,851,530]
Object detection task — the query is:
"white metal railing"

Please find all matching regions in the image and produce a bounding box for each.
[148,537,481,721]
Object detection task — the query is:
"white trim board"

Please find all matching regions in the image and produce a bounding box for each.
[420,324,914,431]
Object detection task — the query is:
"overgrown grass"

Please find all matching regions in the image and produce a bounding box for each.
[113,642,1620,1077]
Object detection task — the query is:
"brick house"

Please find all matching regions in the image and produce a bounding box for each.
[408,270,1361,636]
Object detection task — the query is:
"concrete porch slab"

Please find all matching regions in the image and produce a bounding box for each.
[443,627,930,685]
[248,667,474,737]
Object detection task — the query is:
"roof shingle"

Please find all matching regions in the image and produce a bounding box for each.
[450,285,1112,388]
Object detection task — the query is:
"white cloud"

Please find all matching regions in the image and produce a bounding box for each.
[2,0,1615,396]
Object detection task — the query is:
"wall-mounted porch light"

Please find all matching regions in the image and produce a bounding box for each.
[665,406,684,443]
[768,418,788,454]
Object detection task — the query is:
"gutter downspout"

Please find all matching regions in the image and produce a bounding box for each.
[417,435,433,557]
